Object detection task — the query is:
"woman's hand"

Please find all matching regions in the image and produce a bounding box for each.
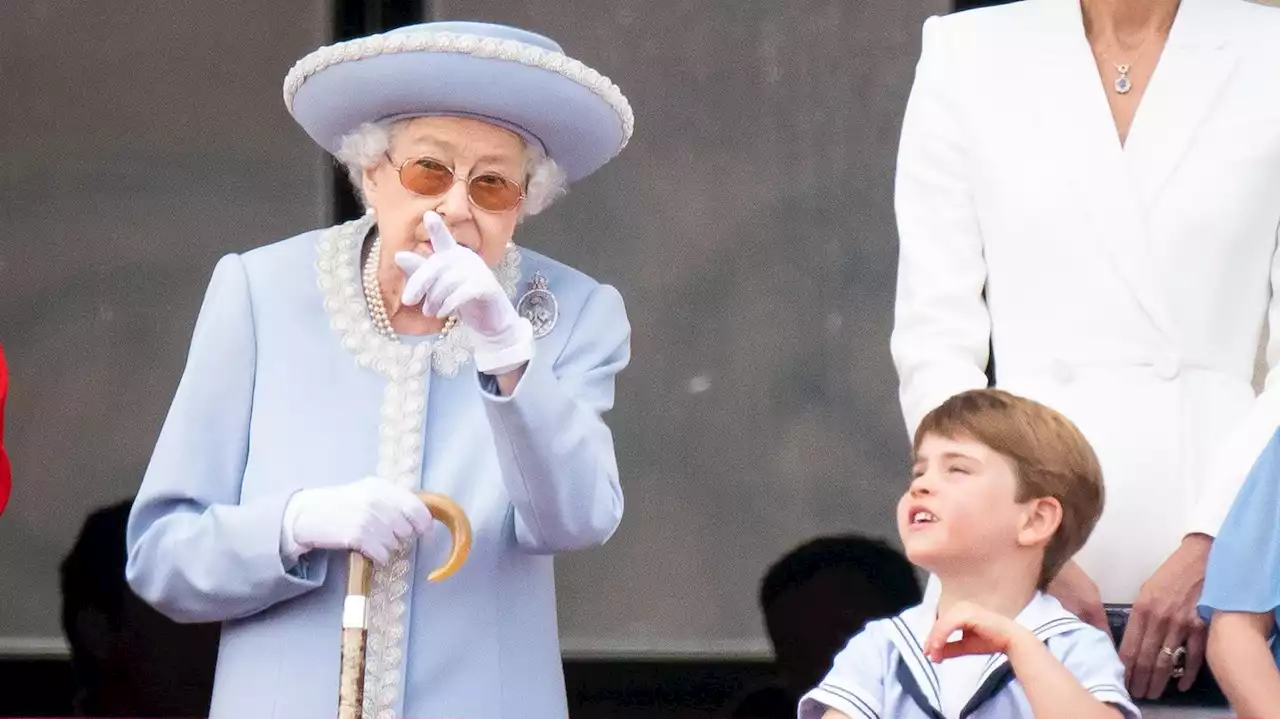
[1119,534,1211,699]
[1047,560,1109,632]
[281,476,435,564]
[396,212,533,376]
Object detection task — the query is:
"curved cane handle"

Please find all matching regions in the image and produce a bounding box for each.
[344,491,472,596]
[415,491,472,581]
[339,492,471,719]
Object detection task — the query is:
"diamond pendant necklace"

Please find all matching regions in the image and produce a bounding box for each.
[1113,63,1133,94]
[1103,20,1170,96]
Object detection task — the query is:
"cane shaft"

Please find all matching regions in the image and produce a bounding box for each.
[338,553,373,719]
[346,552,372,596]
[338,627,367,719]
[336,492,471,719]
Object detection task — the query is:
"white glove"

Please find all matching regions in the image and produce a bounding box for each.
[395,211,534,375]
[280,476,435,565]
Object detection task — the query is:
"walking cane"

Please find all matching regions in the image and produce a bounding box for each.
[337,491,472,719]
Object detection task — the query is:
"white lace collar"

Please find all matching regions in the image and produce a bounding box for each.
[315,212,522,379]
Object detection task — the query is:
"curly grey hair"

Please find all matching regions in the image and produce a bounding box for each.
[333,118,568,219]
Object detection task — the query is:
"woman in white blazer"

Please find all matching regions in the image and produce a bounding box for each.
[889,0,1280,705]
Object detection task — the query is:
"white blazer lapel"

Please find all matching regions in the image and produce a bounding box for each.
[1125,0,1239,214]
[1022,0,1178,342]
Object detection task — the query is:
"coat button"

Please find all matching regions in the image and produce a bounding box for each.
[1154,353,1180,380]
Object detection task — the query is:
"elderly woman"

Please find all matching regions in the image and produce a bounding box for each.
[124,21,633,719]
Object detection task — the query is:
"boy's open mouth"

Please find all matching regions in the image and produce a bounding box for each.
[908,506,939,525]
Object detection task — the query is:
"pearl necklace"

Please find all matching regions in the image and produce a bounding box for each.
[361,234,457,341]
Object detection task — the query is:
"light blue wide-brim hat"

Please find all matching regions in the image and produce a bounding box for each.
[283,21,634,185]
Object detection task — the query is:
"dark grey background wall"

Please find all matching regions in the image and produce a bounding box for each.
[429,0,948,658]
[0,0,947,659]
[0,0,331,655]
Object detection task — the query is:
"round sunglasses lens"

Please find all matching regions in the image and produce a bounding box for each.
[468,175,523,212]
[401,159,453,196]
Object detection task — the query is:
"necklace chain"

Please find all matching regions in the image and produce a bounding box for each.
[361,234,457,341]
[1099,24,1168,95]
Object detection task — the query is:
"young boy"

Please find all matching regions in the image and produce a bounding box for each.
[799,388,1140,719]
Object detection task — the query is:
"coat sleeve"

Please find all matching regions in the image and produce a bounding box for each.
[1189,220,1280,537]
[125,254,326,623]
[479,282,629,553]
[889,15,992,440]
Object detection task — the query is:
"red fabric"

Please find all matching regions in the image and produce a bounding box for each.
[0,343,10,516]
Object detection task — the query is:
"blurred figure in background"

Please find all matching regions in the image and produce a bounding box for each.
[61,499,219,717]
[725,534,922,718]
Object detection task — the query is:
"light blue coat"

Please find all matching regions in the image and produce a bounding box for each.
[1198,426,1280,668]
[125,214,628,719]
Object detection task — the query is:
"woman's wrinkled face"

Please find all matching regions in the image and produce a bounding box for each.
[362,116,525,267]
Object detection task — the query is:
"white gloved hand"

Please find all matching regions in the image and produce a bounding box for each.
[280,476,435,565]
[395,211,534,375]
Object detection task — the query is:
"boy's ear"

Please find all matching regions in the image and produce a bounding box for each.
[1017,497,1063,548]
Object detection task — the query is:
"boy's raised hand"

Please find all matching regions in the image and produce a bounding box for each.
[925,601,1033,661]
[927,601,1131,718]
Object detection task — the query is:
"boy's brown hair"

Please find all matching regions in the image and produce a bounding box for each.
[913,388,1104,589]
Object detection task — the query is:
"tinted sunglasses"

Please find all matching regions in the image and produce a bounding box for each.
[391,155,526,213]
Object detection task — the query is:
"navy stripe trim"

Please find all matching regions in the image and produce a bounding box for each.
[1032,617,1086,637]
[976,616,1086,681]
[816,683,878,719]
[890,616,941,704]
[964,614,1091,712]
[960,664,1015,719]
[894,660,946,719]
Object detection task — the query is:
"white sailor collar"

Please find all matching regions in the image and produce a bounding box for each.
[885,591,1091,718]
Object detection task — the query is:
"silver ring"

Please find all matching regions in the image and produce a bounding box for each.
[1161,646,1187,665]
